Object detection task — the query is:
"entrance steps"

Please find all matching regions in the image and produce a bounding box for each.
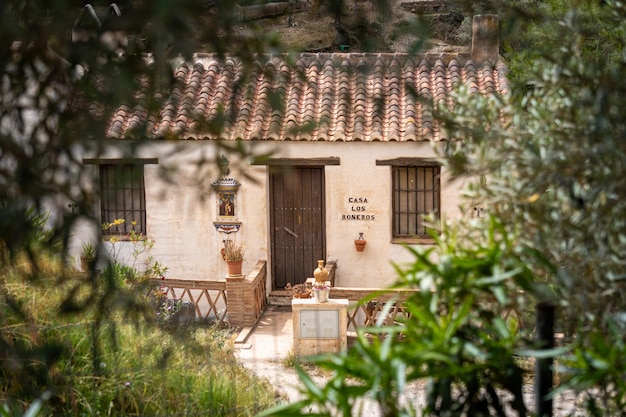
[268,290,293,306]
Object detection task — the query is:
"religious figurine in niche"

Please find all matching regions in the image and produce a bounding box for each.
[219,194,235,217]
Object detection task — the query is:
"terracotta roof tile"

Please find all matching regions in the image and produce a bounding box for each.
[105,52,509,142]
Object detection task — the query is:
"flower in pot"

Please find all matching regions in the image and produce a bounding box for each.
[222,238,245,275]
[80,242,97,272]
[312,282,330,303]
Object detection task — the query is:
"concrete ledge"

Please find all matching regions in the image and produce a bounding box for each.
[234,326,254,344]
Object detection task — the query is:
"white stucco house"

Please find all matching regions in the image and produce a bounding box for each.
[73,15,508,296]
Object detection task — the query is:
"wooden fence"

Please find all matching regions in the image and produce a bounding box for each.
[152,268,523,333]
[151,260,267,328]
[151,277,228,323]
[329,287,417,330]
[151,266,413,331]
[328,288,525,332]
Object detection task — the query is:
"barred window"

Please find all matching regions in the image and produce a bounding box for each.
[100,164,146,235]
[392,165,440,238]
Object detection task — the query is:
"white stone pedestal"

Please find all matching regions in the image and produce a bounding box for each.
[292,298,348,357]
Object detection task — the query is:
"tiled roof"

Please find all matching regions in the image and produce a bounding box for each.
[106,52,509,142]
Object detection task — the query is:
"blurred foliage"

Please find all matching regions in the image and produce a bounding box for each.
[439,0,624,90]
[261,217,540,416]
[443,0,626,335]
[557,315,626,416]
[501,0,625,90]
[440,0,626,414]
[267,1,626,416]
[3,0,626,415]
[0,0,390,261]
[0,209,275,415]
[0,0,359,412]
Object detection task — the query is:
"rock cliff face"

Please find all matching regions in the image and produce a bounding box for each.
[224,0,468,54]
[75,1,467,54]
[400,0,449,14]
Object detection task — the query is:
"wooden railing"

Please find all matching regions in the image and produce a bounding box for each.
[151,261,268,328]
[153,265,524,334]
[329,287,526,332]
[329,287,417,331]
[152,278,228,324]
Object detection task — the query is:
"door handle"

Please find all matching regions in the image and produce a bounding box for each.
[283,227,298,238]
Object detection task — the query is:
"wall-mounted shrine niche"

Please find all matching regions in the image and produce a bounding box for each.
[212,174,242,233]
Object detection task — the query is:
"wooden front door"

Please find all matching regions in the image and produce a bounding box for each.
[270,166,325,290]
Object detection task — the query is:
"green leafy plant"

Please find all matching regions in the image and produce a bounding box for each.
[156,297,183,321]
[80,242,96,260]
[100,218,168,284]
[260,216,539,417]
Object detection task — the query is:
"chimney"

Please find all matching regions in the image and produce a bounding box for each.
[471,15,500,65]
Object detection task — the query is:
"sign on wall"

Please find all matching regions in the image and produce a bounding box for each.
[341,197,375,221]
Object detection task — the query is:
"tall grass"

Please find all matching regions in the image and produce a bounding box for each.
[1,256,277,416]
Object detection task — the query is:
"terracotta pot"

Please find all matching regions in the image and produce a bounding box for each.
[226,260,243,275]
[81,257,96,272]
[355,239,366,252]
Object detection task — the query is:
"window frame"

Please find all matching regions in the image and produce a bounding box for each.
[83,158,157,239]
[377,158,441,244]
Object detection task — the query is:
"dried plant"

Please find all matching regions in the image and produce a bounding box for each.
[290,283,311,298]
[222,239,245,261]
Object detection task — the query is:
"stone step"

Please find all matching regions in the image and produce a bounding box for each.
[268,291,293,306]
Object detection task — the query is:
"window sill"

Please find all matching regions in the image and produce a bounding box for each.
[102,234,148,242]
[392,237,436,245]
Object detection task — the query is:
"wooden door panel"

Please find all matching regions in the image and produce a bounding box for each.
[270,167,324,289]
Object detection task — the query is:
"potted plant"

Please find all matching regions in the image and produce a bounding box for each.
[354,232,366,252]
[312,282,330,303]
[222,239,245,275]
[80,242,97,272]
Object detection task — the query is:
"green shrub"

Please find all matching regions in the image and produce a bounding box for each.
[1,256,277,416]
